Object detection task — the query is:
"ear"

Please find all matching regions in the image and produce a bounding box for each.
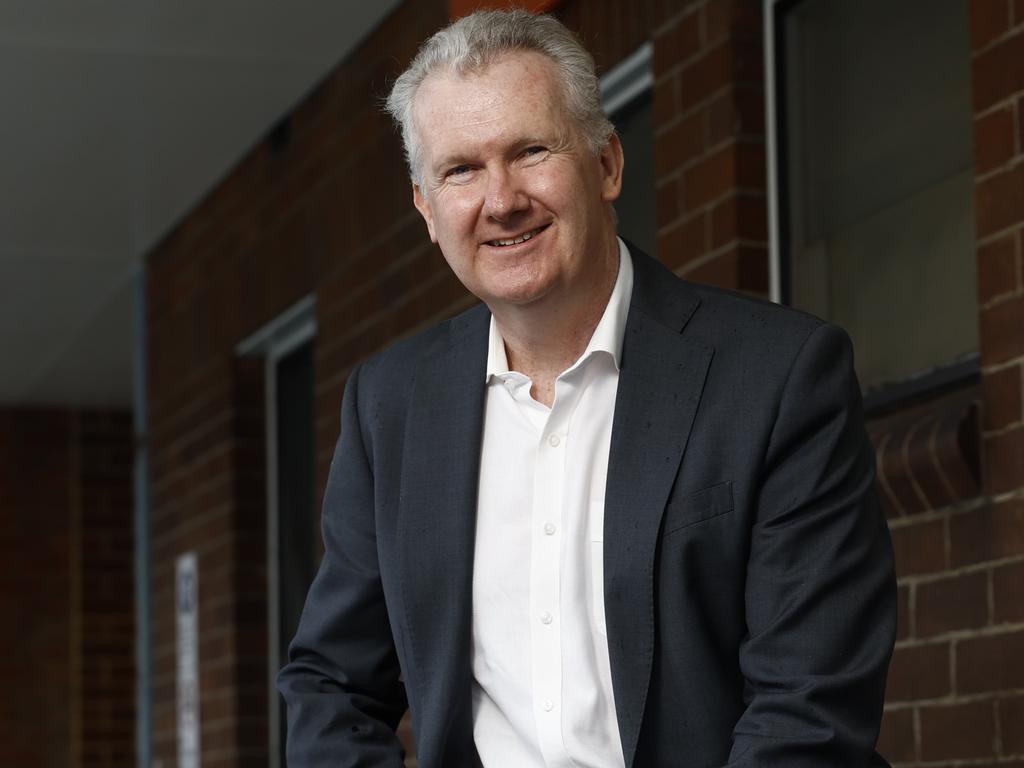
[412,183,438,243]
[599,132,624,204]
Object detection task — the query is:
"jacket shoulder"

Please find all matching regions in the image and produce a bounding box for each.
[353,301,488,390]
[686,280,826,343]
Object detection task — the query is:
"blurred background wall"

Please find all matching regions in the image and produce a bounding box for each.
[1,0,1022,766]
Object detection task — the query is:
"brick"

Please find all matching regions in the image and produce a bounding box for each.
[1021,92,1024,153]
[683,144,736,208]
[710,193,767,249]
[680,245,768,293]
[971,0,1011,50]
[975,104,1017,174]
[885,642,951,701]
[876,425,929,516]
[655,111,705,173]
[706,0,763,47]
[975,163,1024,239]
[919,700,996,761]
[933,399,983,500]
[877,707,915,764]
[904,414,956,510]
[957,629,1024,693]
[951,500,1024,566]
[993,560,1024,622]
[678,39,736,112]
[654,8,701,75]
[657,211,708,271]
[707,86,764,146]
[1001,694,1024,754]
[978,233,1020,305]
[890,518,946,578]
[897,584,911,641]
[980,294,1024,365]
[916,571,989,637]
[983,365,1023,432]
[985,425,1024,494]
[653,74,679,127]
[972,27,1024,111]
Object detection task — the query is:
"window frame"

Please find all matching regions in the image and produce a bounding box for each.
[236,295,317,768]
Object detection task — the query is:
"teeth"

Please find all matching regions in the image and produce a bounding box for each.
[490,228,541,247]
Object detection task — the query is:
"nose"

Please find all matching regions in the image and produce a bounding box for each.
[482,166,529,222]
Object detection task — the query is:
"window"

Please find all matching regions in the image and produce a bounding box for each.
[236,297,317,768]
[767,0,978,398]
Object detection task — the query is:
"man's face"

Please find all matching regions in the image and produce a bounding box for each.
[411,51,623,313]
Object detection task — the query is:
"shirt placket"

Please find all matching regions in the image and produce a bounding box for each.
[529,379,579,767]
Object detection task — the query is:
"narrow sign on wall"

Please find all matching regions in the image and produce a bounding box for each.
[176,552,200,768]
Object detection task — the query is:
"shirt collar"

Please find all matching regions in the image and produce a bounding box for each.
[485,237,634,379]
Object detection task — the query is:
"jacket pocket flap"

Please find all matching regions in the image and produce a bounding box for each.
[664,480,734,535]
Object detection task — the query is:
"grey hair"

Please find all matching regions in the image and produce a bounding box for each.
[384,9,614,185]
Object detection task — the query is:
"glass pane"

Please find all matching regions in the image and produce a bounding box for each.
[275,340,316,764]
[781,0,977,391]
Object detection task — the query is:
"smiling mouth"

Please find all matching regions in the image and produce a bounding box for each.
[486,225,548,247]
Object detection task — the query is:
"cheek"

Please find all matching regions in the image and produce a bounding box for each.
[437,194,482,238]
[529,165,584,213]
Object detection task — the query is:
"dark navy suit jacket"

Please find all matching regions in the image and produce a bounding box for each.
[278,249,896,767]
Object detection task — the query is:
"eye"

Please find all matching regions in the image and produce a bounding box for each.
[444,164,472,179]
[522,146,547,158]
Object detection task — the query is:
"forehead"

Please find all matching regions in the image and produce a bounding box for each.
[412,51,569,155]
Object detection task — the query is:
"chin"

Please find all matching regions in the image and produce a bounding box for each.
[480,280,553,308]
[475,266,556,306]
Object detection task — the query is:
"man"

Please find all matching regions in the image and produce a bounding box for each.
[279,9,895,767]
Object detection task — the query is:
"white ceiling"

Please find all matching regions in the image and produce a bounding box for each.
[0,1,401,408]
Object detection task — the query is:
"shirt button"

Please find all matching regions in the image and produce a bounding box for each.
[540,611,553,625]
[542,700,554,712]
[548,434,560,447]
[543,522,557,536]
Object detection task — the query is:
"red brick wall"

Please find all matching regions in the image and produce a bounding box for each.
[0,409,134,768]
[651,0,767,293]
[78,412,136,768]
[0,410,75,768]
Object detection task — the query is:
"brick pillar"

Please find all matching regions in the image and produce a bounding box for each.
[0,409,134,768]
[0,411,75,768]
[147,358,268,768]
[961,0,1024,759]
[653,0,768,293]
[77,412,136,768]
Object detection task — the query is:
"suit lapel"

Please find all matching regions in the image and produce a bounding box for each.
[398,306,489,753]
[604,252,713,767]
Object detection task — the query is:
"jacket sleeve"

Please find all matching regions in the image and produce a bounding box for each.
[727,322,896,766]
[277,364,408,767]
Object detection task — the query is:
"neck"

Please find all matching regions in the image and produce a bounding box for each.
[492,237,620,407]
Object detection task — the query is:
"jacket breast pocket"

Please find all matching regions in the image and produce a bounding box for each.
[663,480,734,537]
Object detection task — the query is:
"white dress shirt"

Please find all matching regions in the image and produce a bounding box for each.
[471,239,633,768]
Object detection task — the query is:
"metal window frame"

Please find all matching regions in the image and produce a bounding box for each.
[763,0,789,305]
[600,41,653,115]
[236,295,316,768]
